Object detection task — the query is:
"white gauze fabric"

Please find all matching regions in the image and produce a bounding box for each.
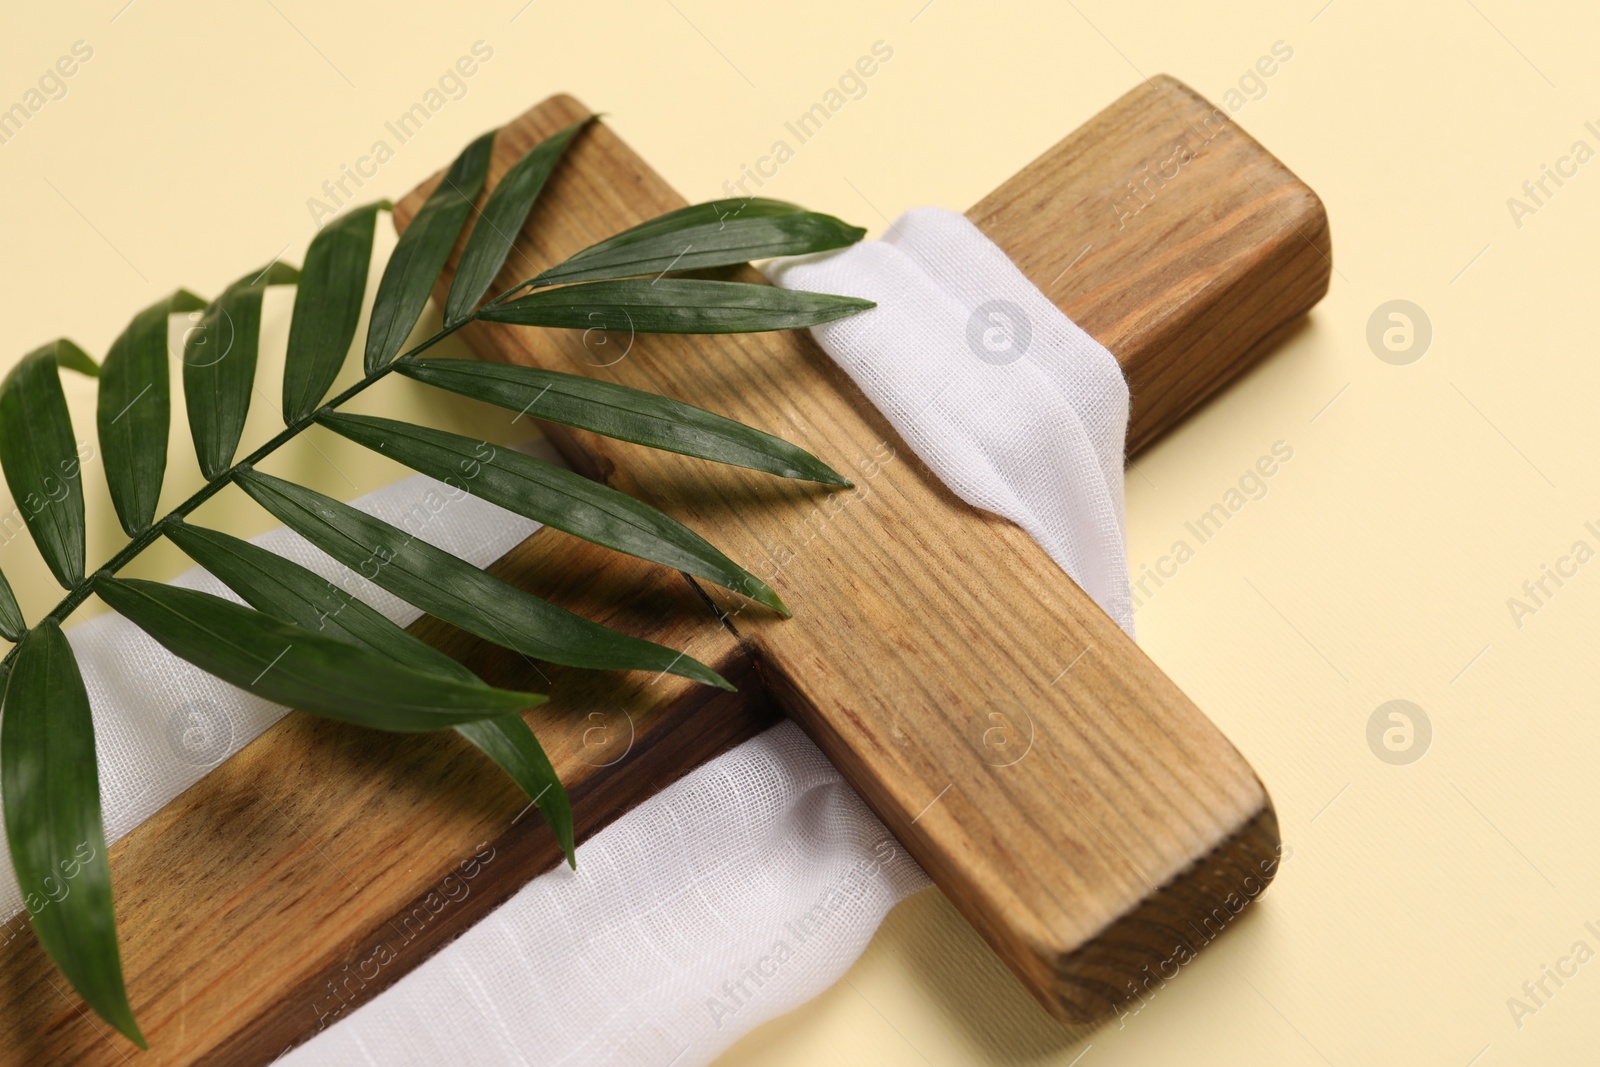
[290,207,1132,1066]
[287,720,930,1066]
[767,207,1134,635]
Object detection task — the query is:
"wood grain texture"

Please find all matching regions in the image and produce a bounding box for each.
[970,75,1331,452]
[0,75,1326,1062]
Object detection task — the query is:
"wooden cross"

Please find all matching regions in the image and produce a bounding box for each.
[0,75,1328,1063]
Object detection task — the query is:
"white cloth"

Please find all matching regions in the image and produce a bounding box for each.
[767,208,1133,634]
[2,207,1132,1066]
[285,720,929,1067]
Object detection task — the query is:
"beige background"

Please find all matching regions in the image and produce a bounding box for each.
[3,1,1597,1063]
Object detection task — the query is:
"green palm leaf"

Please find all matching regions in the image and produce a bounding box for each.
[283,202,389,423]
[444,118,593,326]
[0,339,97,588]
[529,200,864,289]
[232,468,732,690]
[164,520,477,683]
[162,520,573,861]
[0,569,24,643]
[553,197,804,247]
[453,717,574,865]
[476,277,872,334]
[184,262,299,478]
[0,116,874,1040]
[317,411,788,613]
[364,132,495,372]
[98,290,208,535]
[2,623,143,1047]
[96,578,544,730]
[398,357,848,484]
